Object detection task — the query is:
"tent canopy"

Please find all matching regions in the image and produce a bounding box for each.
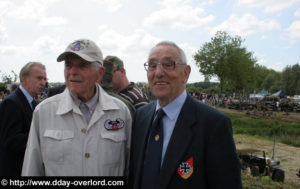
[259,89,269,96]
[271,90,287,98]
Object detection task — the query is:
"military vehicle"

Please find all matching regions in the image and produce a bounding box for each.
[237,148,285,182]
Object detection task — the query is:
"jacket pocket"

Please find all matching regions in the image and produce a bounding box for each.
[101,132,127,142]
[99,131,127,168]
[43,130,74,163]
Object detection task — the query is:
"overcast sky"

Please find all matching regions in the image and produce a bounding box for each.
[0,0,299,83]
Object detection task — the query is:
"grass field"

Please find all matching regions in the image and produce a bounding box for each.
[219,108,300,147]
[217,108,300,188]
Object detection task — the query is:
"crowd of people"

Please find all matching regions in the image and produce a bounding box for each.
[0,39,242,188]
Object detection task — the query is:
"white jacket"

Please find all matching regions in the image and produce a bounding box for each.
[22,84,132,176]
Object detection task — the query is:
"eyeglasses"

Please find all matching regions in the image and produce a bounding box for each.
[144,60,185,72]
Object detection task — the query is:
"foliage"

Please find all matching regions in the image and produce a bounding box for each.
[0,70,18,84]
[224,111,300,147]
[186,81,219,93]
[260,70,282,93]
[242,173,288,189]
[194,31,256,93]
[250,65,270,91]
[281,63,300,95]
[0,82,6,92]
[186,85,202,92]
[187,81,219,89]
[135,82,148,88]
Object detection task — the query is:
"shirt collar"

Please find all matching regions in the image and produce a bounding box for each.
[156,90,187,121]
[70,86,99,110]
[19,85,34,104]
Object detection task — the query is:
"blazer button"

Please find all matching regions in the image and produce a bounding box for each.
[85,153,90,158]
[81,128,87,134]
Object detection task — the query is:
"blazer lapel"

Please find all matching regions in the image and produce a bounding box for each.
[159,94,196,189]
[15,88,33,114]
[134,103,156,188]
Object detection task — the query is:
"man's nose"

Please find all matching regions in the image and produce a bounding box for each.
[69,66,79,75]
[153,64,165,76]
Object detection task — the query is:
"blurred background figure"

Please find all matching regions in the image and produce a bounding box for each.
[0,62,47,176]
[105,55,149,109]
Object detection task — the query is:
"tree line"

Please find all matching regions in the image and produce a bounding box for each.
[193,31,300,96]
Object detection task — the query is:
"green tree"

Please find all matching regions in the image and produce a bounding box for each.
[0,70,18,84]
[261,71,282,92]
[281,63,300,95]
[194,31,256,93]
[251,65,270,91]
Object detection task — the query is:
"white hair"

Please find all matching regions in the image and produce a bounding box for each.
[152,41,187,64]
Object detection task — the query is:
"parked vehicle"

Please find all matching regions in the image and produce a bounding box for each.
[237,148,285,182]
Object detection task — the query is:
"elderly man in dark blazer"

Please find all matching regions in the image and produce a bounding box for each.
[129,41,242,189]
[0,62,47,176]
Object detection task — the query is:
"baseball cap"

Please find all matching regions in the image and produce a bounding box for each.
[104,55,124,69]
[57,39,103,65]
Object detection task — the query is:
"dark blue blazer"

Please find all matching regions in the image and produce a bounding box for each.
[129,93,242,189]
[0,87,33,176]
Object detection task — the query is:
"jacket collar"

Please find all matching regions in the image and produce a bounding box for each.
[56,83,121,115]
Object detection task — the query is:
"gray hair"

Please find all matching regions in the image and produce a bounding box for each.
[152,41,187,64]
[19,62,46,82]
[91,61,102,71]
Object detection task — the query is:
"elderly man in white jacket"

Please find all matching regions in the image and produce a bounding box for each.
[22,39,132,176]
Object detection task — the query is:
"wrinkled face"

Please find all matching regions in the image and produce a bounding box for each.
[64,55,104,101]
[22,66,47,97]
[147,45,190,106]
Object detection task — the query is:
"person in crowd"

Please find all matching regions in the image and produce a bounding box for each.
[101,58,136,116]
[22,39,132,176]
[10,82,19,93]
[105,55,149,109]
[47,84,66,97]
[129,41,242,189]
[0,91,4,102]
[0,62,47,176]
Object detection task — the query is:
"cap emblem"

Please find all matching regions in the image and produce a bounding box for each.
[71,43,84,51]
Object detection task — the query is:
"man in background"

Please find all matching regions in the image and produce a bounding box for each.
[0,62,47,176]
[105,55,149,109]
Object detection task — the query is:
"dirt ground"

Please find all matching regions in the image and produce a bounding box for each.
[235,135,300,186]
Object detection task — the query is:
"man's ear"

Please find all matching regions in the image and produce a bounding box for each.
[183,65,191,83]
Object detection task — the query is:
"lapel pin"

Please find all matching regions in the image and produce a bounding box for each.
[155,134,160,141]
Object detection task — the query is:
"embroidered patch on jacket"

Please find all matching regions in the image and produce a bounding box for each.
[177,157,193,179]
[71,42,84,51]
[104,118,125,130]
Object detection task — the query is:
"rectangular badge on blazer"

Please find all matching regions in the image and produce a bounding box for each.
[177,157,193,179]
